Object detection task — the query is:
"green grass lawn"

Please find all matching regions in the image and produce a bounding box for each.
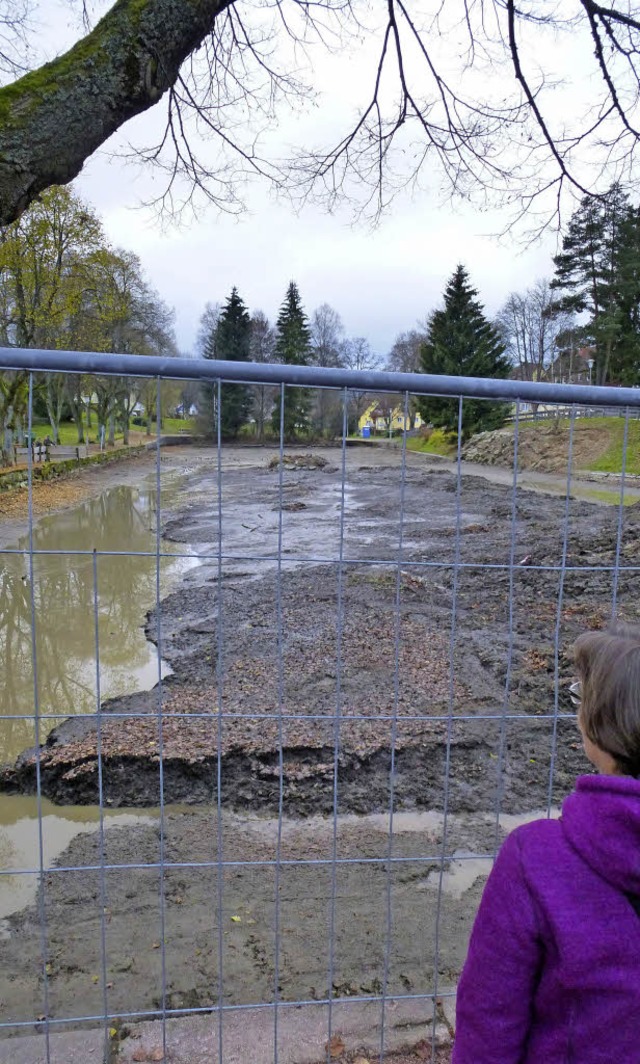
[348,431,456,456]
[516,415,640,475]
[382,416,640,473]
[162,417,196,433]
[29,416,195,445]
[30,420,104,444]
[406,429,456,457]
[588,417,640,475]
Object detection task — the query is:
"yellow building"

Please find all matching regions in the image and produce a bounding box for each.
[358,401,423,435]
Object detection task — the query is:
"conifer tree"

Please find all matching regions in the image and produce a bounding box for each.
[550,184,640,384]
[215,287,252,437]
[418,265,510,439]
[271,281,312,438]
[199,288,252,438]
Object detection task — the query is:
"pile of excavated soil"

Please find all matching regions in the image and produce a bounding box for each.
[461,422,613,474]
[268,453,329,470]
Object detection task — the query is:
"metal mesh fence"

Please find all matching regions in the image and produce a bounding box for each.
[0,351,638,1063]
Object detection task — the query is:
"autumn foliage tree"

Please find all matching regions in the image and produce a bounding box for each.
[0,185,176,457]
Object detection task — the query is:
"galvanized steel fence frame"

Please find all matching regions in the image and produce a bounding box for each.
[0,348,639,1063]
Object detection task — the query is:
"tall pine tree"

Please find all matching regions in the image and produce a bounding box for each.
[550,184,640,384]
[199,287,252,438]
[271,281,312,438]
[418,265,510,439]
[615,205,640,382]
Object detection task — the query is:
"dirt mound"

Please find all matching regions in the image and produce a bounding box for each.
[462,422,612,473]
[268,453,328,470]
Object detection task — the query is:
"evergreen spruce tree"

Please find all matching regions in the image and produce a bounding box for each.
[418,265,510,439]
[215,287,252,437]
[615,205,640,383]
[271,281,312,438]
[199,288,252,438]
[550,184,640,384]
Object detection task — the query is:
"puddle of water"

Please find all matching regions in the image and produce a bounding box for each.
[417,810,562,899]
[0,478,194,762]
[0,795,157,927]
[240,809,446,843]
[496,807,560,832]
[420,853,493,900]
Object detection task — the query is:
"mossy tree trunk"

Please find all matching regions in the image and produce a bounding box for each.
[0,0,232,225]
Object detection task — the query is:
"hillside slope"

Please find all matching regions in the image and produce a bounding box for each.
[461,417,640,475]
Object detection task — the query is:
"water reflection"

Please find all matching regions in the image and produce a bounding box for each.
[0,480,189,763]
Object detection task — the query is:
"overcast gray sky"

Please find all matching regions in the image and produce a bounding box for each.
[34,0,579,358]
[76,157,555,359]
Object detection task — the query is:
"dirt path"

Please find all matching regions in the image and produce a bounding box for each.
[0,448,163,544]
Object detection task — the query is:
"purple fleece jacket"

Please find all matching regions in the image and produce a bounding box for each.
[453,775,640,1063]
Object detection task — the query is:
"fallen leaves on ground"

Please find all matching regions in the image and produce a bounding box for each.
[313,1049,451,1064]
[18,607,461,779]
[326,1034,346,1057]
[0,478,89,518]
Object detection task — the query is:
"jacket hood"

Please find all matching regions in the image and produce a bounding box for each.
[562,774,640,895]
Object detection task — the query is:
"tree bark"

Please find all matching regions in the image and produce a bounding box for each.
[45,374,66,444]
[66,378,85,442]
[0,0,232,225]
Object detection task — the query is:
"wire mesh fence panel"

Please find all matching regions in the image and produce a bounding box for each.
[0,351,639,1064]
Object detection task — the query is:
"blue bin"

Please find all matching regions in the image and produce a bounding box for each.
[362,426,371,439]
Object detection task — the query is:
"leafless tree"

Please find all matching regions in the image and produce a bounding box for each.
[340,336,381,432]
[497,279,573,383]
[385,328,425,426]
[310,303,344,367]
[309,303,344,434]
[249,309,277,438]
[386,329,424,375]
[2,2,640,228]
[0,0,30,77]
[196,302,222,357]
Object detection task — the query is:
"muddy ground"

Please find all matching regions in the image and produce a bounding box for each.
[1,805,496,1038]
[3,444,635,812]
[2,443,639,1042]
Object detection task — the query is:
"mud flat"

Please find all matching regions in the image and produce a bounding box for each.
[2,444,633,812]
[0,444,636,1039]
[0,802,543,1039]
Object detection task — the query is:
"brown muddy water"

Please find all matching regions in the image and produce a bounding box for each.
[0,470,196,941]
[0,475,194,764]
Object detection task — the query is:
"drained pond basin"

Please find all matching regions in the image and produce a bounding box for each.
[0,443,637,1049]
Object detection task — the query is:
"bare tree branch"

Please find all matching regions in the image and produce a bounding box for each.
[0,0,234,224]
[2,0,640,230]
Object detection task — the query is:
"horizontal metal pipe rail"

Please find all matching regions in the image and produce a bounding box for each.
[2,346,640,407]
